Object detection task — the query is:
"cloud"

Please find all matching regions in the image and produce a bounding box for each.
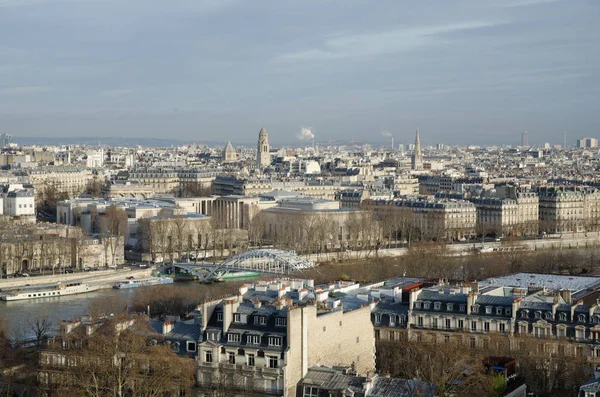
[277,20,501,62]
[0,86,51,95]
[381,131,393,137]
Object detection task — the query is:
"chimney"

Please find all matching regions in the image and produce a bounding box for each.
[239,284,248,295]
[409,288,421,309]
[590,299,598,319]
[223,297,240,334]
[552,296,559,319]
[571,301,582,321]
[253,299,262,309]
[467,291,478,315]
[298,288,308,301]
[278,288,286,298]
[162,321,174,335]
[560,289,572,304]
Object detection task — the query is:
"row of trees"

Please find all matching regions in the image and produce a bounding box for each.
[377,335,592,397]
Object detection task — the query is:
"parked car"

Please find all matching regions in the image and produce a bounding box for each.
[107,264,117,269]
[64,269,74,274]
[127,276,135,280]
[139,263,148,268]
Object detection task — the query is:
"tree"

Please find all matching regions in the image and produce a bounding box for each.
[100,206,128,267]
[28,314,53,348]
[50,315,194,397]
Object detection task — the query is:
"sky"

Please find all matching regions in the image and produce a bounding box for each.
[0,0,598,146]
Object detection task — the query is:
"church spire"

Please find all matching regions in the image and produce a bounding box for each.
[411,126,423,171]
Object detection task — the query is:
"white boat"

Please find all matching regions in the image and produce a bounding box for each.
[113,276,174,289]
[0,282,99,301]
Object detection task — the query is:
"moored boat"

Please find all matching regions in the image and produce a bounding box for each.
[113,276,174,289]
[0,282,99,301]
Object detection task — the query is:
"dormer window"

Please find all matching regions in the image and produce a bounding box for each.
[374,314,381,324]
[414,302,422,309]
[228,333,241,343]
[389,316,396,326]
[459,304,466,312]
[545,312,553,320]
[247,335,260,345]
[521,310,528,318]
[534,311,542,319]
[234,314,241,323]
[505,308,511,316]
[434,302,441,310]
[268,336,281,347]
[254,316,267,326]
[423,302,431,310]
[447,303,454,311]
[472,305,480,313]
[496,308,502,315]
[275,317,287,327]
[593,315,600,324]
[208,331,219,341]
[217,312,223,322]
[578,314,586,323]
[399,315,406,325]
[485,306,492,314]
[559,313,567,322]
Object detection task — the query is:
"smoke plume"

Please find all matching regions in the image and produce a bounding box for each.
[298,127,315,141]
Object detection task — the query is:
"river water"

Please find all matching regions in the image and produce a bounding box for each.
[0,281,206,339]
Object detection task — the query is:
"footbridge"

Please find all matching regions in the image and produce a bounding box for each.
[170,249,316,282]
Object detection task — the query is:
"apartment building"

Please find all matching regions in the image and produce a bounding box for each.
[213,175,348,200]
[197,279,375,397]
[127,167,218,195]
[28,167,101,198]
[471,198,518,236]
[537,187,600,233]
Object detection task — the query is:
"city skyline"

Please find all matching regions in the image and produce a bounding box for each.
[0,0,598,144]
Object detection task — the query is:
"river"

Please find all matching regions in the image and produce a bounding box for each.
[0,281,207,339]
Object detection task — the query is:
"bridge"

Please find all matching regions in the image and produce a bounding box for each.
[169,249,316,282]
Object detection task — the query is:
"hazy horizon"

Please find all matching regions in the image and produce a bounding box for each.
[1,0,598,146]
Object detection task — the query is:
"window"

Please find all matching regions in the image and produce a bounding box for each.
[217,312,223,322]
[374,314,381,324]
[247,353,255,366]
[521,310,528,319]
[208,332,219,341]
[399,315,405,325]
[557,327,566,338]
[247,335,260,345]
[254,316,267,326]
[228,333,241,343]
[303,386,319,397]
[434,302,441,310]
[204,350,212,363]
[424,302,430,309]
[471,321,477,332]
[417,317,423,327]
[228,352,235,364]
[268,336,281,347]
[496,308,502,315]
[545,312,553,320]
[268,356,278,368]
[499,323,506,332]
[447,303,454,311]
[485,306,492,314]
[186,341,197,352]
[559,313,567,322]
[459,304,466,312]
[593,315,600,324]
[484,322,490,332]
[375,329,380,340]
[234,314,241,323]
[445,319,451,330]
[432,318,438,328]
[458,319,464,329]
[472,305,480,313]
[275,317,287,327]
[578,314,586,323]
[415,302,422,309]
[534,311,542,319]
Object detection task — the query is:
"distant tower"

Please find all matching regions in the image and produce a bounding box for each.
[257,127,270,168]
[521,130,528,146]
[411,127,423,171]
[563,131,567,149]
[222,140,237,163]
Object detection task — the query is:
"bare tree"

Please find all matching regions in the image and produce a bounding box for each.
[28,314,53,348]
[100,206,128,267]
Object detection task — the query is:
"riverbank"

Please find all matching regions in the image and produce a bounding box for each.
[0,267,154,290]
